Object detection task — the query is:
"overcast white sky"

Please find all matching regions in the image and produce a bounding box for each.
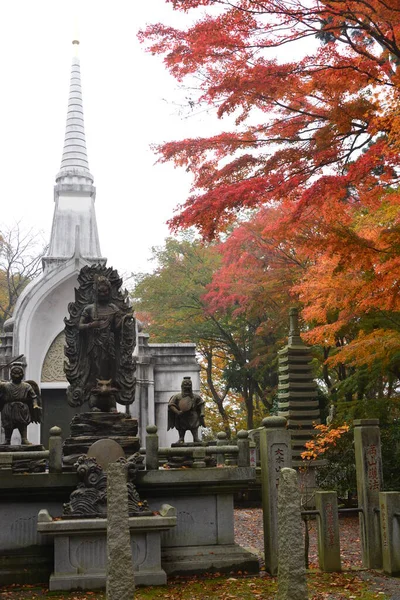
[0,1,219,276]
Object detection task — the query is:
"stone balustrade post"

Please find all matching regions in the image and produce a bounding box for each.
[145,425,159,471]
[216,431,227,466]
[315,491,341,572]
[354,419,383,569]
[48,426,63,473]
[192,446,206,468]
[237,430,250,467]
[379,492,400,575]
[249,440,257,467]
[260,416,291,576]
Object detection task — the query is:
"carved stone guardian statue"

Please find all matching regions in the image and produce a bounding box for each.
[0,363,42,445]
[168,377,205,443]
[64,265,136,412]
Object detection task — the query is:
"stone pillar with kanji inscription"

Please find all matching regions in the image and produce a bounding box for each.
[354,419,383,569]
[315,491,341,572]
[260,416,291,576]
[379,491,400,575]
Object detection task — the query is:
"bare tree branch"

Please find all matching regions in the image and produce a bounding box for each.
[0,222,47,328]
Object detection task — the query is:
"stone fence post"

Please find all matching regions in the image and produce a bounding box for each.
[379,492,400,576]
[192,446,206,468]
[145,425,159,471]
[216,431,227,466]
[48,426,63,473]
[354,419,382,569]
[260,416,292,576]
[315,491,341,572]
[237,430,250,467]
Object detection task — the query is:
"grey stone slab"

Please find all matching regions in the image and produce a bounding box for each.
[161,544,259,575]
[277,468,308,600]
[150,495,224,547]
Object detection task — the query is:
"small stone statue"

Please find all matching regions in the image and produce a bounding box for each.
[64,265,136,411]
[168,377,205,443]
[0,363,42,445]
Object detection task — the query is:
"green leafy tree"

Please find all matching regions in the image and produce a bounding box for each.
[131,235,278,431]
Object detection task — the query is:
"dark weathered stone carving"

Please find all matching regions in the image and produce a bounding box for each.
[168,376,205,443]
[0,363,42,445]
[63,454,151,517]
[62,412,140,470]
[64,265,136,411]
[63,455,107,516]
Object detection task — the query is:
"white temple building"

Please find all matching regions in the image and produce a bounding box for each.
[0,41,200,447]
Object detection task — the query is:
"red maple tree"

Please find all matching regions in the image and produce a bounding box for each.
[140,1,400,404]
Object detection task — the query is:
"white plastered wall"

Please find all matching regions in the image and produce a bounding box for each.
[11,258,89,444]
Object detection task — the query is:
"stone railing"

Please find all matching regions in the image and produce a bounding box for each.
[145,425,253,470]
[0,426,63,474]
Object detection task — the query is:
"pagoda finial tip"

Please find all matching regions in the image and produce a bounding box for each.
[72,37,80,58]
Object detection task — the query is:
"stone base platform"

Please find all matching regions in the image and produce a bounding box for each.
[0,444,46,473]
[165,442,216,468]
[161,544,260,575]
[37,505,177,590]
[63,412,140,469]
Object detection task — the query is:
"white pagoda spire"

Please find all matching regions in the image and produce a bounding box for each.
[43,40,105,272]
[56,39,93,185]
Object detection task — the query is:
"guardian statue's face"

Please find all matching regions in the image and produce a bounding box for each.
[181,380,193,396]
[10,367,23,382]
[97,282,111,303]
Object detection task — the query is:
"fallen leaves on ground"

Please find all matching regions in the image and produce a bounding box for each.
[0,509,395,599]
[0,572,392,599]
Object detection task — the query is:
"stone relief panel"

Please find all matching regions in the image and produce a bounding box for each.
[41,331,67,383]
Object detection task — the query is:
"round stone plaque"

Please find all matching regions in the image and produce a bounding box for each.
[87,439,125,470]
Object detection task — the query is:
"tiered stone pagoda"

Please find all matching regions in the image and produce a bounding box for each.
[278,307,321,462]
